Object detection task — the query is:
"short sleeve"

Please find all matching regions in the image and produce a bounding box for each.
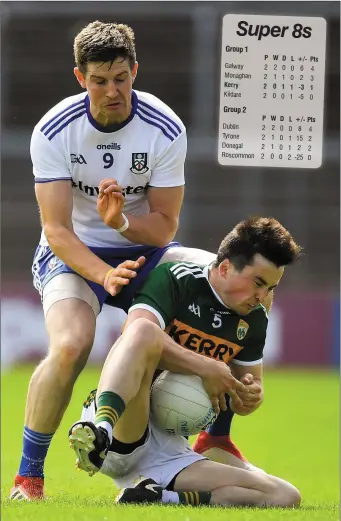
[149,132,187,188]
[30,128,72,183]
[128,263,182,329]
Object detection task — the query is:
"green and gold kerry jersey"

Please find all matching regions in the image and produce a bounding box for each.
[130,262,268,366]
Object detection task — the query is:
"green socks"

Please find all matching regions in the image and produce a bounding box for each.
[95,391,126,443]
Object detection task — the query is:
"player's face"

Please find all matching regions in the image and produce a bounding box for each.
[218,254,284,315]
[74,58,138,125]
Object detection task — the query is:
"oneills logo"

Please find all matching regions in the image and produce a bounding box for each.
[166,319,243,363]
[237,319,249,340]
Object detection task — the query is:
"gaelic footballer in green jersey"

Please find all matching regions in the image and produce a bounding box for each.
[130,262,268,367]
[68,217,302,500]
[128,216,302,468]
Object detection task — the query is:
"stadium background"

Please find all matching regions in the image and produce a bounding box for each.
[1,1,339,369]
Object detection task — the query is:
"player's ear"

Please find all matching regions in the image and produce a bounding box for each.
[74,67,86,89]
[219,259,231,278]
[131,62,138,83]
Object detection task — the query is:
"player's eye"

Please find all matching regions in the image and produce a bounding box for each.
[96,80,106,85]
[254,280,263,288]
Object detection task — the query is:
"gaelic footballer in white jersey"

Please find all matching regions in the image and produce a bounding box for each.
[31,89,186,249]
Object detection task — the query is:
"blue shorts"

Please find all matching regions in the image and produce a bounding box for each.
[32,242,181,313]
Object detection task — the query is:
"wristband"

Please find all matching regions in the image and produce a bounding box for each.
[103,267,115,289]
[115,213,129,233]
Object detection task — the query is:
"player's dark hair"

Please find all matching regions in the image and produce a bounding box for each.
[74,21,136,73]
[213,216,302,270]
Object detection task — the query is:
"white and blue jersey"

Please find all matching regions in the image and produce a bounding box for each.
[31,89,186,248]
[31,89,186,310]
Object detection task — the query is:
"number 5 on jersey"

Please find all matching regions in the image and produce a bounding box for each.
[212,313,222,329]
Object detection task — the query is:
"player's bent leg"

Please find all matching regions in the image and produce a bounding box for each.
[11,275,99,501]
[173,460,300,507]
[211,475,301,508]
[97,318,163,409]
[173,459,301,508]
[69,319,164,475]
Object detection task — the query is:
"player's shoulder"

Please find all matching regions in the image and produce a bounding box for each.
[135,90,186,135]
[33,92,87,135]
[159,261,206,280]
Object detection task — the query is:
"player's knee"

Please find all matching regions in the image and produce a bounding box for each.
[279,482,301,507]
[49,332,93,374]
[268,477,301,507]
[290,486,301,507]
[126,318,163,356]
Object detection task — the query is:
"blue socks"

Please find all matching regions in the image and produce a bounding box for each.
[18,426,54,478]
[207,397,234,436]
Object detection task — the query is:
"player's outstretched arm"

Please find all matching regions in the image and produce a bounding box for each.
[35,181,144,295]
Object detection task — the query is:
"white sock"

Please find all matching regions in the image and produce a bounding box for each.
[95,421,113,444]
[161,490,180,504]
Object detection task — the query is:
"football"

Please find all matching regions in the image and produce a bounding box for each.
[150,371,217,436]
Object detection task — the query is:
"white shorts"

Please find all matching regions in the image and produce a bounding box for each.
[80,400,205,489]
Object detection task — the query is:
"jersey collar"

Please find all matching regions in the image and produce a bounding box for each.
[85,90,138,133]
[203,265,232,310]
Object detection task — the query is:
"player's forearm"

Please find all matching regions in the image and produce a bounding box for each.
[158,333,214,377]
[44,224,111,285]
[119,212,178,248]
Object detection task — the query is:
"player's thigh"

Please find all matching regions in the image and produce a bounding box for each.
[43,272,100,318]
[173,459,272,492]
[157,246,216,266]
[43,274,98,357]
[113,364,155,444]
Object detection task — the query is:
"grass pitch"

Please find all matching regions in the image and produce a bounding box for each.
[1,366,339,521]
